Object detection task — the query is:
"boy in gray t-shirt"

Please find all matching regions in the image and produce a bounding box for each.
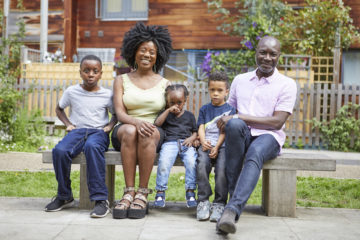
[45,55,116,218]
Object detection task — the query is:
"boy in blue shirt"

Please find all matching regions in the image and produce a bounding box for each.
[44,55,116,218]
[196,71,236,222]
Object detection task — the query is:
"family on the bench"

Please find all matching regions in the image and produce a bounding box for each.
[44,22,297,235]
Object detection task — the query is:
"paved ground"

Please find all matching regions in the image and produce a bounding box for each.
[1,150,360,239]
[0,197,359,240]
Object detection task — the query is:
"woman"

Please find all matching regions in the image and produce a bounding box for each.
[111,22,172,219]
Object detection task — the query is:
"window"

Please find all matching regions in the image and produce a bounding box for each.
[342,50,360,84]
[96,0,148,21]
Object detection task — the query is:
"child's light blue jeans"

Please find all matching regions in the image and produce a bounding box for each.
[155,140,198,191]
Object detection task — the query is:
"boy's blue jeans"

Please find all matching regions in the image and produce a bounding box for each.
[52,128,109,201]
[155,140,197,191]
[197,147,228,205]
[224,119,280,219]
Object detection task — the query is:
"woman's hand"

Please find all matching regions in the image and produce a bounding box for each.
[182,137,194,147]
[135,119,156,137]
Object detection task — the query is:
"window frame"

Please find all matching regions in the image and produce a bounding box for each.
[96,0,148,21]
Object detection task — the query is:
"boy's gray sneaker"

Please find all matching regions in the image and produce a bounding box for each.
[90,200,110,218]
[196,200,210,221]
[210,203,225,222]
[45,196,74,212]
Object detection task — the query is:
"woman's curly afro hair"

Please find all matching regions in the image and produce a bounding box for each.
[121,22,172,73]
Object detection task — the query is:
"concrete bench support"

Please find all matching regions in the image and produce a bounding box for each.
[262,153,336,217]
[78,164,115,209]
[42,150,336,217]
[262,169,297,217]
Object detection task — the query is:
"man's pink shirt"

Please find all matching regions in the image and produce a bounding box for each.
[227,68,297,150]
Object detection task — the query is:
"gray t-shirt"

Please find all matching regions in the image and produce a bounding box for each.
[59,84,113,129]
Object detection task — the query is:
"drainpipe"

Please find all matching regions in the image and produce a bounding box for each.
[40,0,48,62]
[3,0,9,55]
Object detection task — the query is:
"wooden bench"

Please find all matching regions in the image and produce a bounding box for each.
[42,149,336,217]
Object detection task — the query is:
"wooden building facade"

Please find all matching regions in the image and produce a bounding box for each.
[2,0,360,60]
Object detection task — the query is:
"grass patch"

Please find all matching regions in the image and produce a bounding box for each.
[1,171,359,209]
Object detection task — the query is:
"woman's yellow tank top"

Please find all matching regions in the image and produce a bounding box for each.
[122,73,168,123]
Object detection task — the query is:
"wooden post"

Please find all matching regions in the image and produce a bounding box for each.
[64,0,78,62]
[333,23,341,84]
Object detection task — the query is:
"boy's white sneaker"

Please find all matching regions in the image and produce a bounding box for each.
[197,200,210,221]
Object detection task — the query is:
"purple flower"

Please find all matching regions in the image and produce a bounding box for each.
[215,51,220,56]
[256,36,261,40]
[252,22,257,28]
[201,52,213,74]
[244,41,253,50]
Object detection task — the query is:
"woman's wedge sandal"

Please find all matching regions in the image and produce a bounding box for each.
[127,188,153,219]
[113,187,135,219]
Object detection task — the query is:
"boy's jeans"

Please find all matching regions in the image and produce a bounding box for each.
[52,128,109,201]
[224,119,280,219]
[197,147,228,205]
[156,140,197,191]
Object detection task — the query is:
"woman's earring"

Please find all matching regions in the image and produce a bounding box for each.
[152,65,157,73]
[134,61,138,70]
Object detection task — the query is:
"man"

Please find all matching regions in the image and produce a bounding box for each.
[216,36,297,234]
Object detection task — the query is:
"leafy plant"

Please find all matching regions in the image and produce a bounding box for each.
[0,1,46,152]
[202,50,255,82]
[204,0,359,56]
[0,4,25,137]
[202,0,290,80]
[310,104,360,152]
[281,0,359,56]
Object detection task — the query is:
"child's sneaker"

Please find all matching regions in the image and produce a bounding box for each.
[154,191,166,208]
[210,203,225,222]
[196,200,210,221]
[90,200,110,218]
[44,196,74,212]
[185,191,197,208]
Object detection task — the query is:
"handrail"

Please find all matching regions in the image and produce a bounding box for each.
[164,64,195,81]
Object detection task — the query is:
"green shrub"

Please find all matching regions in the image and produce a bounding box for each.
[310,103,360,152]
[0,1,45,152]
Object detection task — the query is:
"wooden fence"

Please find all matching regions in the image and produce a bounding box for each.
[15,78,360,148]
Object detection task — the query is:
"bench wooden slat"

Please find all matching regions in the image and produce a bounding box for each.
[264,153,335,171]
[42,150,336,171]
[42,150,185,166]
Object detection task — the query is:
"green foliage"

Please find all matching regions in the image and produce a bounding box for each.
[0,4,25,137]
[281,0,359,56]
[203,0,359,74]
[203,0,290,79]
[0,2,46,152]
[310,104,360,152]
[208,50,255,82]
